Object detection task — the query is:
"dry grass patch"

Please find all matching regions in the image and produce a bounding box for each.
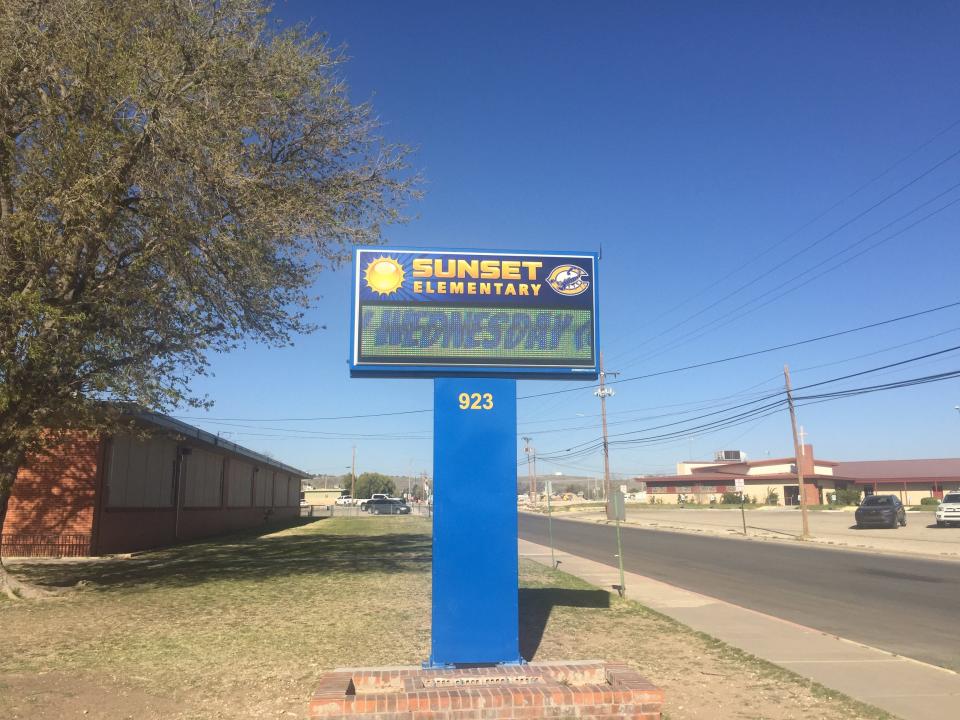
[2,516,893,719]
[1,517,432,719]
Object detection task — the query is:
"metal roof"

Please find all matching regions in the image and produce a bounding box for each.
[131,408,311,478]
[836,458,960,479]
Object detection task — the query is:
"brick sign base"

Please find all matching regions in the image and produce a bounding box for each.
[309,660,663,719]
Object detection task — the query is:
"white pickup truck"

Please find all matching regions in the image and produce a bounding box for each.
[334,495,354,506]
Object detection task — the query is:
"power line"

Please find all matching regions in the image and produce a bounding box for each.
[173,406,433,423]
[626,191,960,368]
[171,299,960,424]
[611,142,960,365]
[203,430,432,441]
[516,326,960,436]
[171,418,431,438]
[537,345,960,458]
[519,299,960,402]
[607,116,960,359]
[540,366,956,464]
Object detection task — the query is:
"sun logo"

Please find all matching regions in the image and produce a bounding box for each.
[364,256,405,295]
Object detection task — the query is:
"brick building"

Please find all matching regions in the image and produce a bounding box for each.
[2,410,309,558]
[639,447,960,505]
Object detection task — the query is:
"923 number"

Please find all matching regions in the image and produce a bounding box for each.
[458,392,493,410]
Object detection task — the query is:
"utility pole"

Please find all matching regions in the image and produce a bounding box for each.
[523,437,537,502]
[350,445,357,501]
[784,365,810,540]
[594,352,618,517]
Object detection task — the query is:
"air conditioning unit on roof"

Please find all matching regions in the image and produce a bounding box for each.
[714,450,747,462]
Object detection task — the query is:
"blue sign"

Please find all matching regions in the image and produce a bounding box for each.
[348,246,601,668]
[430,377,522,667]
[350,248,599,379]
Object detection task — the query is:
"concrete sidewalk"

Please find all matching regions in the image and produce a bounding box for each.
[535,507,960,562]
[519,538,960,720]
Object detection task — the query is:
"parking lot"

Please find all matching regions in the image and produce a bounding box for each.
[555,506,960,560]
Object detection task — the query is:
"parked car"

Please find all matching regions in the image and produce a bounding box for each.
[855,495,906,529]
[365,498,411,515]
[334,495,354,506]
[935,492,960,527]
[359,493,389,511]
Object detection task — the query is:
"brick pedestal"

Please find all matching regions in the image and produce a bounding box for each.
[309,660,663,719]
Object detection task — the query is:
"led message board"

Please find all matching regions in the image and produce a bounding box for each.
[350,248,599,378]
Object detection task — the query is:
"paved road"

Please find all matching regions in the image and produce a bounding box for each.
[519,513,960,671]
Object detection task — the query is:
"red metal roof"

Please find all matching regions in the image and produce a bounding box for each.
[641,473,839,486]
[836,458,960,479]
[848,476,960,486]
[639,453,960,488]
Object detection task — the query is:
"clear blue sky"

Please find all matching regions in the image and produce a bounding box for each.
[178,1,960,479]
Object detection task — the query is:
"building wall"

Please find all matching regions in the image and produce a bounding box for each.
[94,436,300,554]
[2,433,104,557]
[644,479,820,506]
[746,463,793,476]
[304,488,345,504]
[647,482,734,503]
[2,430,302,558]
[862,482,960,506]
[676,462,725,475]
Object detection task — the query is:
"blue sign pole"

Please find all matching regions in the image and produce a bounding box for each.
[429,377,523,667]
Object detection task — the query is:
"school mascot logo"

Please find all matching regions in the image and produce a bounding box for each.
[364,256,405,296]
[546,264,590,296]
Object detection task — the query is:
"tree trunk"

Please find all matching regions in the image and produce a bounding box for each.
[0,459,61,600]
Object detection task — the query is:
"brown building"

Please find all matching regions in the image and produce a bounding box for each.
[835,458,960,504]
[2,410,309,558]
[639,447,960,505]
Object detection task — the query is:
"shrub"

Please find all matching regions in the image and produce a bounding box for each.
[765,487,780,505]
[721,491,742,504]
[834,487,862,506]
[920,496,941,506]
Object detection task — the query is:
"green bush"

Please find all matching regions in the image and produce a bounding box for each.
[721,491,741,504]
[353,472,396,499]
[833,487,862,506]
[765,487,780,505]
[920,496,941,506]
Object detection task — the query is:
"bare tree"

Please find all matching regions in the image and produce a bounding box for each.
[0,0,418,598]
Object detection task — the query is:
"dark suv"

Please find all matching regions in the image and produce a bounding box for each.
[855,495,906,529]
[365,498,411,515]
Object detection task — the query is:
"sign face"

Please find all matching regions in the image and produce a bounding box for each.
[735,478,745,492]
[350,248,599,378]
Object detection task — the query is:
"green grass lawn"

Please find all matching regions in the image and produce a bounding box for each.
[2,517,433,719]
[1,516,893,720]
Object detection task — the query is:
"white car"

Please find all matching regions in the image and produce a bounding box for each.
[935,492,960,527]
[335,495,354,506]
